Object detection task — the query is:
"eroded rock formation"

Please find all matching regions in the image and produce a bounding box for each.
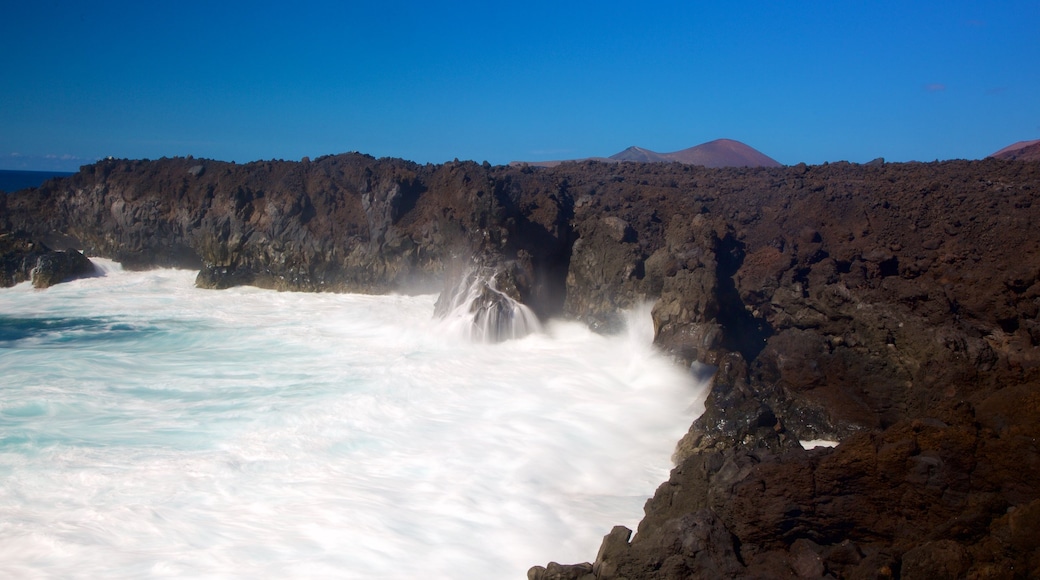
[0,231,96,288]
[4,154,1039,578]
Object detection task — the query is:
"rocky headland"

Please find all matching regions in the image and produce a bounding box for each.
[3,154,1039,578]
[0,230,97,288]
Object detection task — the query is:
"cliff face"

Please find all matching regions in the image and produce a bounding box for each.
[535,160,1040,579]
[4,155,1040,578]
[3,155,575,318]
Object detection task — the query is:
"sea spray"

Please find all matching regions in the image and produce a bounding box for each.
[0,261,708,578]
[434,264,541,342]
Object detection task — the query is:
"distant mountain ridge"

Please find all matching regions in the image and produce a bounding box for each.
[609,146,670,163]
[612,139,782,167]
[513,138,782,168]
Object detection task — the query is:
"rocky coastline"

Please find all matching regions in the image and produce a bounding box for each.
[3,154,1039,578]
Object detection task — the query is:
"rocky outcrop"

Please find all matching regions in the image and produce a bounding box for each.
[30,246,96,288]
[1,231,47,287]
[3,155,575,317]
[563,400,1039,579]
[0,231,97,288]
[5,154,1040,578]
[531,159,1040,578]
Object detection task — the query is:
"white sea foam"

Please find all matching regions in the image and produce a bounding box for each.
[0,262,708,578]
[434,267,542,342]
[801,439,840,449]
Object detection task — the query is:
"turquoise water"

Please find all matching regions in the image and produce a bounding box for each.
[0,261,706,578]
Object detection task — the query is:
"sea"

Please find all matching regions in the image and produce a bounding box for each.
[0,169,75,193]
[0,259,708,579]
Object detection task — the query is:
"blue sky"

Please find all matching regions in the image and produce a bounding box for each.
[2,1,1038,171]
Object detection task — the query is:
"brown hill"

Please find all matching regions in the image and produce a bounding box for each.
[659,138,782,167]
[989,139,1040,161]
[513,138,782,168]
[608,146,671,163]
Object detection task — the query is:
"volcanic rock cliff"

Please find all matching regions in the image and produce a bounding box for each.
[3,155,1040,578]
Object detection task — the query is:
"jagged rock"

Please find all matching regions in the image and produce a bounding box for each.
[0,231,96,288]
[31,248,96,288]
[1,231,45,287]
[528,561,595,580]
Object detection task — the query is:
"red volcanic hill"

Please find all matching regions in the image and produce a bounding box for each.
[611,139,782,168]
[513,138,782,168]
[607,146,672,163]
[989,139,1040,161]
[674,139,782,167]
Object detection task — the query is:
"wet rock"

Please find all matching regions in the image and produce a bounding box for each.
[1,231,46,287]
[433,260,541,342]
[1,231,96,288]
[31,248,96,288]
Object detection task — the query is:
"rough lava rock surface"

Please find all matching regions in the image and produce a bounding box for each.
[4,154,1040,578]
[0,230,97,288]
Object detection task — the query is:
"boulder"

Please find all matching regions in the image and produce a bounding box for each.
[31,248,97,288]
[1,231,96,288]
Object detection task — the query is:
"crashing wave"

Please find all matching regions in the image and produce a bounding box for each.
[434,266,541,342]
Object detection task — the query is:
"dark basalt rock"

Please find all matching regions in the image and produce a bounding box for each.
[4,155,574,311]
[0,231,97,288]
[0,231,46,287]
[31,247,96,288]
[5,154,1040,578]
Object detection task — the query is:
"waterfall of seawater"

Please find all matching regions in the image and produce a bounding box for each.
[434,268,542,342]
[0,260,707,579]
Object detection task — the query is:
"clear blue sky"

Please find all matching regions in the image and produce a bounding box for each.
[2,1,1038,171]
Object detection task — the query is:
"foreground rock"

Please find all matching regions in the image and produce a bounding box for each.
[0,231,97,288]
[4,155,1040,578]
[531,159,1040,578]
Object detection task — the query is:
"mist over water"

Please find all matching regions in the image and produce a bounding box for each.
[0,261,707,578]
